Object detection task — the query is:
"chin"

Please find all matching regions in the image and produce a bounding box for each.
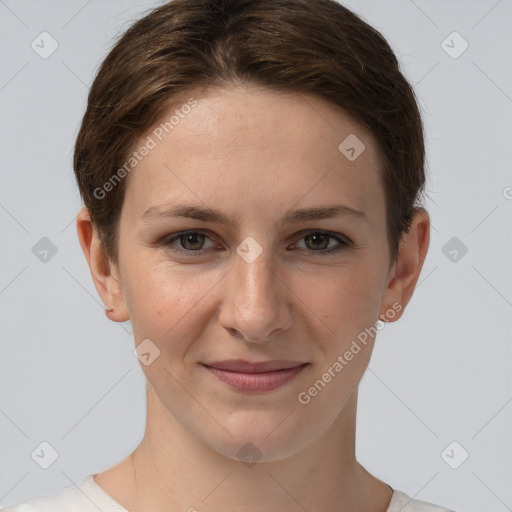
[201,410,315,464]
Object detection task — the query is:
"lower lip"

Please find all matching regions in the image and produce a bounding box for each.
[202,364,308,392]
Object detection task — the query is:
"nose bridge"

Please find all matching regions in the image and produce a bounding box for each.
[233,246,277,313]
[220,242,289,342]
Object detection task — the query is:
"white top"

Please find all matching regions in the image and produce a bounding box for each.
[1,474,455,512]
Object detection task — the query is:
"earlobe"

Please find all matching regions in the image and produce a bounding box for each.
[76,206,130,322]
[379,208,430,322]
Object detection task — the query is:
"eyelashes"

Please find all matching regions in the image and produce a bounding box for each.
[159,230,352,258]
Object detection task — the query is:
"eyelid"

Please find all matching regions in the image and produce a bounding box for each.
[160,230,219,253]
[160,229,352,256]
[291,228,353,246]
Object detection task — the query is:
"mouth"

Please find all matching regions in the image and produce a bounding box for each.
[200,359,309,392]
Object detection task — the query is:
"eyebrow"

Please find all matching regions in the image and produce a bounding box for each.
[142,203,367,227]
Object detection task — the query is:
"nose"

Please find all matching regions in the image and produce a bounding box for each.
[219,245,293,344]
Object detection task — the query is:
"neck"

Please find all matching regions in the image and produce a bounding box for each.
[117,385,392,512]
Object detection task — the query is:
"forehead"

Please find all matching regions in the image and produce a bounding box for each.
[123,85,384,223]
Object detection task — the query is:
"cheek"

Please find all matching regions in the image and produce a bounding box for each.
[294,271,380,409]
[293,261,385,341]
[124,258,224,340]
[125,264,223,385]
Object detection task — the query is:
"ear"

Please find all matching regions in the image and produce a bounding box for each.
[76,206,130,322]
[379,208,430,322]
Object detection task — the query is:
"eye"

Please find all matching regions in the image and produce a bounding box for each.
[292,230,351,256]
[159,229,351,257]
[161,231,218,256]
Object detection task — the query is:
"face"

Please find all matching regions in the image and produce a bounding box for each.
[98,84,405,461]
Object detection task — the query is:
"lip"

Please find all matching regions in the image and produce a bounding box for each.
[201,360,309,392]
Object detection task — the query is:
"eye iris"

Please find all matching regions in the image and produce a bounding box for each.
[305,233,329,250]
[181,233,204,250]
[175,232,336,252]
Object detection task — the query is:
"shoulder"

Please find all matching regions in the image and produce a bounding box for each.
[1,489,87,512]
[388,490,455,512]
[1,484,91,512]
[1,475,127,512]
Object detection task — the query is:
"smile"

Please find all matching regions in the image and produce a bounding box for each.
[200,360,309,392]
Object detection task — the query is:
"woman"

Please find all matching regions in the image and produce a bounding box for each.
[3,0,453,510]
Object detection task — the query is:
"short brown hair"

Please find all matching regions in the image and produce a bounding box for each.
[74,0,426,267]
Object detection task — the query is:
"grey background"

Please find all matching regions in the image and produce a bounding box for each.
[0,1,511,511]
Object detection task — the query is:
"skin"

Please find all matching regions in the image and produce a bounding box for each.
[77,83,429,512]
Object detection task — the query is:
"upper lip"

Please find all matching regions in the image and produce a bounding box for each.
[202,359,307,373]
